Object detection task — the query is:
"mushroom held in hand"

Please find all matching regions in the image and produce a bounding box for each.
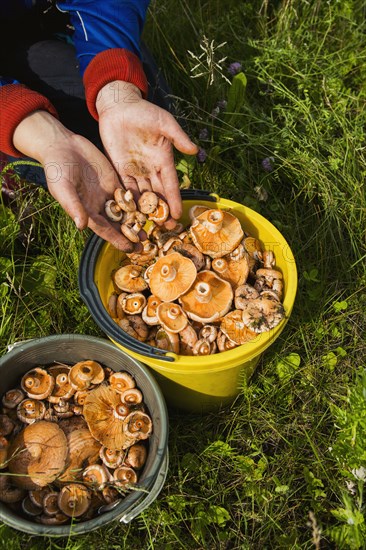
[8,421,68,490]
[190,209,244,258]
[149,252,197,302]
[179,270,233,323]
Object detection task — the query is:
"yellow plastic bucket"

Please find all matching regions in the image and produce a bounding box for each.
[79,190,297,412]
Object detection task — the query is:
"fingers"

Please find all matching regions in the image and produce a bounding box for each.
[88,214,136,252]
[159,161,182,220]
[47,178,89,230]
[162,116,198,155]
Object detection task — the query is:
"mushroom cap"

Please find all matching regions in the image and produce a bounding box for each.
[220,310,257,345]
[217,330,238,352]
[157,303,188,333]
[235,283,260,309]
[138,191,159,214]
[149,252,197,302]
[243,236,263,261]
[109,371,136,394]
[17,399,46,424]
[179,270,233,323]
[124,442,147,470]
[120,388,143,406]
[142,295,162,325]
[105,199,123,222]
[58,484,92,518]
[58,417,101,483]
[148,198,170,223]
[0,436,9,470]
[123,411,153,441]
[43,491,60,516]
[188,205,209,221]
[122,293,147,315]
[48,365,75,403]
[2,389,24,409]
[193,339,215,356]
[20,368,54,400]
[166,242,205,272]
[99,447,124,469]
[83,384,138,450]
[113,466,138,487]
[114,188,136,212]
[114,265,148,293]
[22,495,43,517]
[0,475,26,503]
[82,464,111,490]
[211,254,250,288]
[199,325,218,343]
[8,421,68,490]
[69,360,105,391]
[0,413,15,436]
[190,209,244,258]
[240,296,285,333]
[127,240,158,265]
[155,328,180,354]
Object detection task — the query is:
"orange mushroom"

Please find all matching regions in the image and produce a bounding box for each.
[69,360,105,391]
[211,254,250,288]
[157,303,188,333]
[220,310,257,345]
[20,368,54,400]
[142,295,162,325]
[179,270,233,323]
[149,252,197,302]
[190,209,244,258]
[113,265,148,293]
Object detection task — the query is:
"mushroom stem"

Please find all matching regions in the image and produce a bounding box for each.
[195,282,212,303]
[203,210,224,233]
[160,264,177,282]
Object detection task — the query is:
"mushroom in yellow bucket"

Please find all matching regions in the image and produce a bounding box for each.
[190,209,244,258]
[179,270,233,323]
[113,264,148,293]
[149,252,197,302]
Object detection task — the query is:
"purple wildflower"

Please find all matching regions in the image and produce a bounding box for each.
[199,128,209,140]
[216,99,227,112]
[228,62,242,76]
[261,157,275,173]
[197,148,207,163]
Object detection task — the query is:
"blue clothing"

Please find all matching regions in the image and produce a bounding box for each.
[0,0,149,85]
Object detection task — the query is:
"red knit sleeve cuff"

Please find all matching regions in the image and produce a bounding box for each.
[83,48,148,120]
[0,84,59,157]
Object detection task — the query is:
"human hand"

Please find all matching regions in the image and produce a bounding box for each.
[96,80,198,227]
[13,110,137,251]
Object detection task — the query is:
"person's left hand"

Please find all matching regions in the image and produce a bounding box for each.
[96,80,198,227]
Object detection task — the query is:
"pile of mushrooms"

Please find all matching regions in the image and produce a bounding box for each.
[0,362,152,525]
[105,191,286,356]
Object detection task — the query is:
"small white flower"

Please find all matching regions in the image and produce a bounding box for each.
[345,480,356,495]
[352,467,366,481]
[347,518,355,525]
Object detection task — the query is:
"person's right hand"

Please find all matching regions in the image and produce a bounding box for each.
[13,110,137,251]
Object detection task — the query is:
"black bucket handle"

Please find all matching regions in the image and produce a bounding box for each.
[78,190,217,361]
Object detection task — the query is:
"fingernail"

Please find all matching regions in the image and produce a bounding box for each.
[74,216,82,230]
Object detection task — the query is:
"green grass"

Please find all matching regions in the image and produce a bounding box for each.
[1,0,366,548]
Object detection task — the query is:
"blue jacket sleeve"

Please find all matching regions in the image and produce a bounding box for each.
[56,1,150,74]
